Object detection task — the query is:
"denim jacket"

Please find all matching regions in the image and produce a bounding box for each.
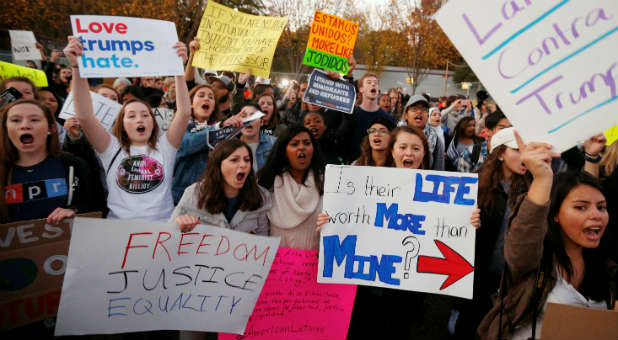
[254,132,276,171]
[172,121,218,204]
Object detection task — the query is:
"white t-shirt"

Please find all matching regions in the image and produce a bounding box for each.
[99,134,177,221]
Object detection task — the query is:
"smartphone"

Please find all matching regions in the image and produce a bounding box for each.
[0,87,23,108]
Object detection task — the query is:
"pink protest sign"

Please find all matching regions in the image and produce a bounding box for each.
[219,248,356,340]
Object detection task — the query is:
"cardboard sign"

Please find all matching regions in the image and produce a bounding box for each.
[604,124,618,145]
[318,165,477,299]
[303,69,356,114]
[9,30,40,61]
[192,2,288,79]
[70,15,184,78]
[540,302,618,340]
[54,218,280,336]
[0,213,100,330]
[303,11,359,74]
[59,90,122,131]
[0,61,48,87]
[153,107,175,133]
[207,111,265,150]
[219,248,356,340]
[435,1,618,153]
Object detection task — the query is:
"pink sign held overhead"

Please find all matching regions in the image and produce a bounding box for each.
[219,248,356,340]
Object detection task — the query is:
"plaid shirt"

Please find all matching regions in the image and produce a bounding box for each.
[457,140,489,173]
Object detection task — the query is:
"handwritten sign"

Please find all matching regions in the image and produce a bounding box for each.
[436,1,618,153]
[70,15,184,78]
[303,11,359,74]
[604,125,618,145]
[9,30,40,61]
[192,2,288,79]
[207,111,265,150]
[59,91,122,131]
[0,213,100,330]
[318,165,477,299]
[219,248,356,340]
[0,61,48,87]
[153,107,175,133]
[54,218,280,336]
[303,69,356,114]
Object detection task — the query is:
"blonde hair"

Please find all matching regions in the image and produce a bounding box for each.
[600,141,617,177]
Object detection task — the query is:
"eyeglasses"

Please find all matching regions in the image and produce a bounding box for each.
[367,128,389,135]
[408,106,428,113]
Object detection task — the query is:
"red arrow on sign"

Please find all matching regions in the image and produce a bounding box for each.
[417,240,474,290]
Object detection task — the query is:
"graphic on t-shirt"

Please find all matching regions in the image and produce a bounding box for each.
[116,155,164,193]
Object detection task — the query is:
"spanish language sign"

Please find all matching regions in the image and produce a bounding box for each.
[0,61,48,87]
[435,1,618,153]
[303,11,359,74]
[303,69,356,114]
[219,248,356,340]
[0,214,100,330]
[318,165,477,299]
[207,111,265,150]
[9,30,40,61]
[54,218,280,335]
[70,15,184,78]
[59,90,122,131]
[192,2,288,79]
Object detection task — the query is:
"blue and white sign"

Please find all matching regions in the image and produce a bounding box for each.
[303,69,356,114]
[318,165,477,299]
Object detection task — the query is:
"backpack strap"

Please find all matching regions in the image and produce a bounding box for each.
[106,148,122,176]
[471,143,482,168]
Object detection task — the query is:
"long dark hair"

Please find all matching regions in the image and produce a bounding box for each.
[477,145,531,213]
[189,84,222,124]
[454,116,479,143]
[0,99,62,222]
[256,93,280,131]
[196,139,263,214]
[545,171,611,301]
[258,126,324,195]
[355,123,394,167]
[387,126,430,170]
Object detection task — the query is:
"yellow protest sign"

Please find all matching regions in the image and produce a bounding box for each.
[192,2,288,79]
[303,11,359,74]
[0,61,48,87]
[604,125,618,146]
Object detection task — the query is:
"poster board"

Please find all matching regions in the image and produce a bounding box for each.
[55,218,280,336]
[303,69,356,114]
[540,302,618,340]
[70,15,184,78]
[153,107,175,133]
[318,165,477,299]
[303,11,359,74]
[58,90,122,131]
[9,30,40,61]
[192,2,288,79]
[0,61,48,87]
[435,1,618,153]
[219,248,356,340]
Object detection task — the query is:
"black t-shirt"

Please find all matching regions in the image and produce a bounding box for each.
[5,157,68,222]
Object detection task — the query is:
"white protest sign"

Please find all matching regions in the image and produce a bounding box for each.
[435,1,618,153]
[59,91,122,131]
[318,165,477,299]
[153,107,175,133]
[55,218,280,335]
[70,15,184,78]
[206,111,265,150]
[9,30,40,60]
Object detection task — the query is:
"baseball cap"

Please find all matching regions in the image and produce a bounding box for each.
[405,94,429,109]
[490,127,518,153]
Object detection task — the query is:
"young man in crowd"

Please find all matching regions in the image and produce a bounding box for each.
[403,95,445,170]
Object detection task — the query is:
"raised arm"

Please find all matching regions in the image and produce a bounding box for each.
[166,42,192,148]
[184,37,199,82]
[583,133,606,178]
[63,36,110,153]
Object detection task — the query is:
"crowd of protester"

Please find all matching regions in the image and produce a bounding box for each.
[1,34,616,340]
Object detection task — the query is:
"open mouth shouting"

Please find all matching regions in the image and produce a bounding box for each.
[296,151,308,165]
[19,133,34,145]
[372,136,383,147]
[136,125,146,134]
[235,171,247,185]
[583,225,604,242]
[402,158,417,168]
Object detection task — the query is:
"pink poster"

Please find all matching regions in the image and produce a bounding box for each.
[219,248,356,340]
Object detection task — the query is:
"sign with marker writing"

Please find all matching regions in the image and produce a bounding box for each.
[9,30,40,61]
[59,91,122,131]
[436,0,618,153]
[192,2,288,79]
[318,165,477,299]
[153,107,175,133]
[70,15,184,78]
[303,69,356,114]
[0,213,100,330]
[55,218,279,336]
[303,11,359,74]
[219,248,356,340]
[0,61,48,87]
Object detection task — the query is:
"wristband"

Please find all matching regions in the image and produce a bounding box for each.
[584,152,602,163]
